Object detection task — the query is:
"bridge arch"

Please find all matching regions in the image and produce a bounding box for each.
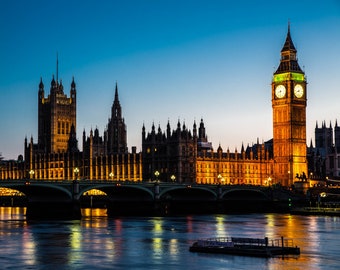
[0,182,73,201]
[160,186,217,201]
[77,184,154,201]
[222,188,270,200]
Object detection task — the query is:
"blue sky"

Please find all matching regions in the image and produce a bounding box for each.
[1,0,340,159]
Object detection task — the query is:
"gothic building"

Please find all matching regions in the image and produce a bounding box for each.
[142,119,212,183]
[142,119,273,184]
[3,68,142,181]
[80,83,140,180]
[142,25,306,186]
[1,26,311,187]
[308,121,340,179]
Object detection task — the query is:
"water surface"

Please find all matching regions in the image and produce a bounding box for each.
[0,207,339,269]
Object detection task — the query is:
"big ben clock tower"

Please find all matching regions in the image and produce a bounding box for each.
[272,25,307,186]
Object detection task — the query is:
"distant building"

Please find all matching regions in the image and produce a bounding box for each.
[308,121,340,180]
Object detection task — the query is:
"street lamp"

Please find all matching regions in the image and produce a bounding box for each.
[29,169,34,179]
[267,177,272,186]
[171,174,176,183]
[217,174,222,184]
[221,177,225,185]
[74,167,79,180]
[109,172,114,181]
[154,170,160,182]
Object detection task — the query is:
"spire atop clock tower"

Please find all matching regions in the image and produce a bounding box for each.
[275,24,303,74]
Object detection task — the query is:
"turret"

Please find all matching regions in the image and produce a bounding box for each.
[70,76,76,100]
[198,118,206,140]
[166,120,171,138]
[112,82,122,119]
[106,82,127,154]
[38,77,44,99]
[193,120,197,138]
[142,123,146,141]
[67,124,79,153]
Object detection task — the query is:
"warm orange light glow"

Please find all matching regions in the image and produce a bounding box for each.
[83,189,107,196]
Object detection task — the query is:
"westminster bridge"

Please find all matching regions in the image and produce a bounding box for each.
[0,179,298,219]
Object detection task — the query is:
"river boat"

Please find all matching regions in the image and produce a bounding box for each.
[189,236,300,258]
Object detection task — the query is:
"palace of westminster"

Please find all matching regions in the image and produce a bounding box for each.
[1,26,338,187]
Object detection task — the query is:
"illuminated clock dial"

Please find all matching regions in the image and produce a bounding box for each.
[294,84,304,98]
[275,85,286,98]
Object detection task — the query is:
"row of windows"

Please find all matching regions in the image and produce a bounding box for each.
[197,163,266,171]
[197,178,262,185]
[57,121,71,135]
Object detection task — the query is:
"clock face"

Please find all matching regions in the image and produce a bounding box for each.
[275,85,286,98]
[294,84,304,98]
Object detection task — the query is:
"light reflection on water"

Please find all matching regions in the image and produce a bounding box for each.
[0,207,340,269]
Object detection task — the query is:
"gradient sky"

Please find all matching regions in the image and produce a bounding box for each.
[1,0,340,160]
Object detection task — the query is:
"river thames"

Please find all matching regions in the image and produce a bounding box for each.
[0,207,340,269]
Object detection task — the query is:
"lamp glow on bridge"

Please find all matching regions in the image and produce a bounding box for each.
[109,172,114,181]
[265,177,272,186]
[74,167,79,180]
[154,171,160,182]
[29,169,34,179]
[171,174,176,183]
[217,174,222,184]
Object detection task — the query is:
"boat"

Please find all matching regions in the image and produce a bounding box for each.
[189,236,300,258]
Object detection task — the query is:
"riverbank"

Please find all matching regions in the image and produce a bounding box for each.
[291,207,340,216]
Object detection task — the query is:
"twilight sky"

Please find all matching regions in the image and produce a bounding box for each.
[1,0,340,159]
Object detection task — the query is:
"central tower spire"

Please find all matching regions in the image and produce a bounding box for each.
[107,82,127,154]
[56,52,59,84]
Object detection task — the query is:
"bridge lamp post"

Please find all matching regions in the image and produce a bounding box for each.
[267,177,272,186]
[221,177,225,185]
[171,174,176,183]
[154,170,160,183]
[74,167,79,180]
[109,172,114,181]
[29,169,34,180]
[318,192,327,208]
[217,174,222,184]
